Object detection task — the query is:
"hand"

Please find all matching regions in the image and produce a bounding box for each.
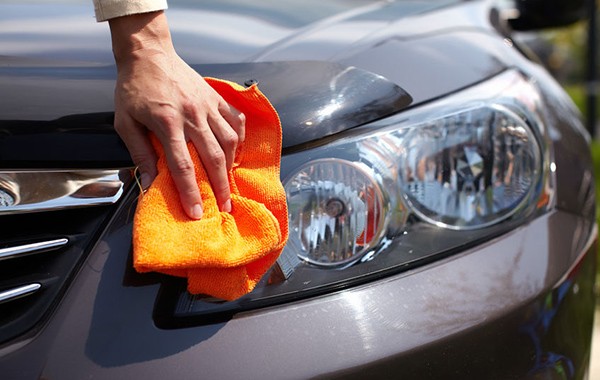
[109,11,245,219]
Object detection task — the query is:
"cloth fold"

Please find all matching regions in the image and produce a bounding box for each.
[132,78,288,301]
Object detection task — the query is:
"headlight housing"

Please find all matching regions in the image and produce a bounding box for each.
[158,70,553,325]
[285,158,387,267]
[399,103,542,229]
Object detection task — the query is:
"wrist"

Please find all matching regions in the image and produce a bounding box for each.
[109,11,175,66]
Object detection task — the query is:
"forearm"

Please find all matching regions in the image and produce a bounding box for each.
[99,2,243,219]
[108,11,175,66]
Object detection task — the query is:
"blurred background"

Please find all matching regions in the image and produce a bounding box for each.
[513,0,598,288]
[543,7,599,290]
[510,0,599,375]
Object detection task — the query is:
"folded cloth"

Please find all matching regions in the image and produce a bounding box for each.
[132,78,288,301]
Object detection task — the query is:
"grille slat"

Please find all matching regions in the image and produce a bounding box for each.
[0,283,41,304]
[0,238,69,261]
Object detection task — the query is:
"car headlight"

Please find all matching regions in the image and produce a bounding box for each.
[399,103,542,229]
[158,70,553,325]
[285,158,388,267]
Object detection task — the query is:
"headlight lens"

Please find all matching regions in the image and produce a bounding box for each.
[159,70,553,324]
[399,104,541,229]
[285,159,386,267]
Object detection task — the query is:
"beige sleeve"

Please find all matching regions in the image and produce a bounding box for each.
[93,0,168,22]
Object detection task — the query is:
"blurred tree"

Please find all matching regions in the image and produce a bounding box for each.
[516,0,598,135]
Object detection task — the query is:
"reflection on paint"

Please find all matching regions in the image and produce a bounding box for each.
[520,280,575,379]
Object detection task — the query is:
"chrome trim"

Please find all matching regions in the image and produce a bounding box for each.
[0,283,42,304]
[0,238,69,261]
[0,169,132,215]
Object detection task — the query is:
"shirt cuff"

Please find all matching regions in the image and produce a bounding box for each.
[94,0,168,22]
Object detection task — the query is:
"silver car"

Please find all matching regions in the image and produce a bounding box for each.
[0,0,596,378]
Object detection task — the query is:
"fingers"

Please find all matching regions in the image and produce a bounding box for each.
[160,133,205,219]
[116,111,205,221]
[113,56,245,220]
[182,97,244,213]
[206,106,246,172]
[123,101,241,220]
[153,105,236,218]
[113,112,158,190]
[185,117,232,214]
[219,102,246,163]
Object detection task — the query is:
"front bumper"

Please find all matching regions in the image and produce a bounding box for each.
[0,201,596,379]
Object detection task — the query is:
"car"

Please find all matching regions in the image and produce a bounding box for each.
[0,0,596,379]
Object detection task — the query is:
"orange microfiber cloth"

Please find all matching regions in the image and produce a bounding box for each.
[132,78,288,301]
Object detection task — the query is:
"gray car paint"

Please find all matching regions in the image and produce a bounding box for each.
[0,0,596,378]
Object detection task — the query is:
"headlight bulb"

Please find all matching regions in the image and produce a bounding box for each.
[283,159,386,267]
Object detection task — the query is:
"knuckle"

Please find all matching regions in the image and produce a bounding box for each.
[130,152,154,166]
[235,114,246,143]
[186,119,208,135]
[214,183,230,197]
[153,108,179,129]
[113,120,125,134]
[169,157,195,176]
[112,118,131,137]
[237,112,246,127]
[223,131,239,150]
[181,99,197,117]
[179,185,199,199]
[206,149,226,169]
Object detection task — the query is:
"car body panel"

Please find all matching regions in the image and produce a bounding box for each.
[0,197,595,379]
[0,0,596,379]
[0,0,512,119]
[0,61,412,153]
[0,1,460,64]
[0,0,509,150]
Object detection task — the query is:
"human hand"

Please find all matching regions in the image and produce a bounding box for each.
[109,11,245,219]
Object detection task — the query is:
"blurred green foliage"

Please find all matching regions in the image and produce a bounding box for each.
[591,140,600,296]
[538,20,597,118]
[526,15,600,294]
[591,141,600,216]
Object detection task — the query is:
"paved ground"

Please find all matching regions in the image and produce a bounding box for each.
[592,309,599,379]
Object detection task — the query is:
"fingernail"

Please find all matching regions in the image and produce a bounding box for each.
[190,203,203,219]
[222,199,232,213]
[140,172,152,190]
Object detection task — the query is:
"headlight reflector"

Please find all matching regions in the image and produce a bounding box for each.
[399,104,541,229]
[284,159,386,267]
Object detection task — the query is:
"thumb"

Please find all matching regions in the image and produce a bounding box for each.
[114,112,158,190]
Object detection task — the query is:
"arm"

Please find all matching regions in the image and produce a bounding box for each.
[104,9,245,219]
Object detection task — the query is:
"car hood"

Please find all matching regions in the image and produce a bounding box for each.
[1,0,456,64]
[0,0,510,161]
